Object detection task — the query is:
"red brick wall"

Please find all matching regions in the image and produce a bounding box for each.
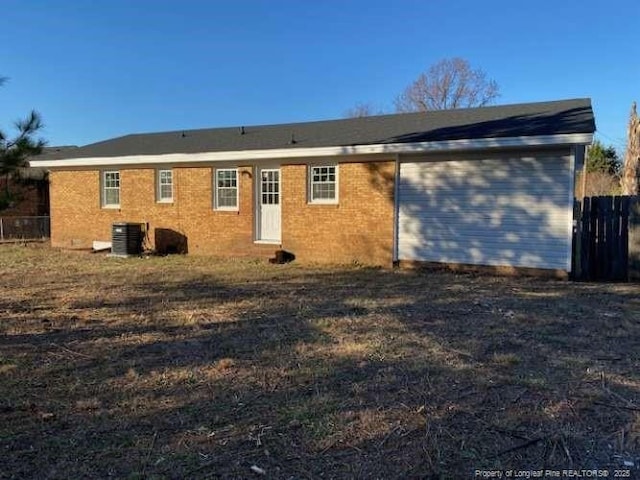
[281,161,395,265]
[49,160,396,265]
[49,166,272,256]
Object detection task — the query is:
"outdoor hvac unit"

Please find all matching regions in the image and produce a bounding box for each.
[111,222,143,256]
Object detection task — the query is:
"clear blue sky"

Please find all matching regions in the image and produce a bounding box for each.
[1,0,638,152]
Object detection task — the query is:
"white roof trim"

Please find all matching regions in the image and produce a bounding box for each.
[30,133,594,168]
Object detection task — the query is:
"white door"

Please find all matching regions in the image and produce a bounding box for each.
[257,168,281,242]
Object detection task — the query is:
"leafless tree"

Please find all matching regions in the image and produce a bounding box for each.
[621,101,640,195]
[394,57,500,112]
[576,170,621,197]
[344,102,383,118]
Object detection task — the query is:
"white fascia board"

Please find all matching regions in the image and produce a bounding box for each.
[30,133,594,168]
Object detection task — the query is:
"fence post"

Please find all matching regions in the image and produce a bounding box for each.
[612,196,623,280]
[572,199,582,280]
[0,217,3,241]
[629,197,640,281]
[582,197,592,280]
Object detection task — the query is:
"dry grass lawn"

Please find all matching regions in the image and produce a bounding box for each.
[1,244,640,479]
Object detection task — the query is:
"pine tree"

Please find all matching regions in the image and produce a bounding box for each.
[586,140,620,175]
[0,77,46,210]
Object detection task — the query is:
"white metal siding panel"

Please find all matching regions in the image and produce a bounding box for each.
[398,154,572,270]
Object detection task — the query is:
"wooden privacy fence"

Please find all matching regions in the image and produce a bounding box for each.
[572,196,640,281]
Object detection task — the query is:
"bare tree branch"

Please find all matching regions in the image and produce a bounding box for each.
[395,58,500,112]
[344,102,385,118]
[577,170,622,197]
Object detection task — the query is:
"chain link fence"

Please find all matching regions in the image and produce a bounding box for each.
[0,216,50,241]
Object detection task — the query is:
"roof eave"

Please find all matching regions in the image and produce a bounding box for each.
[29,132,594,168]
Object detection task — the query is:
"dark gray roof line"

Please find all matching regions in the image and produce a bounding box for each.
[42,99,595,160]
[36,145,79,160]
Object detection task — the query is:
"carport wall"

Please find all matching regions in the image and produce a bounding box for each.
[395,146,580,276]
[48,160,396,265]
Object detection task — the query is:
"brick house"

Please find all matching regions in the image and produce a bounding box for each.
[31,99,595,275]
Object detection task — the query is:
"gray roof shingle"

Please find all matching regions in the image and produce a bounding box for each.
[42,98,595,160]
[36,145,79,160]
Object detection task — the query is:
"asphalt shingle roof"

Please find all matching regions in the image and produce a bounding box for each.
[43,98,595,160]
[36,145,79,160]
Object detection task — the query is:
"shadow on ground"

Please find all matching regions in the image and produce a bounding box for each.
[1,248,639,479]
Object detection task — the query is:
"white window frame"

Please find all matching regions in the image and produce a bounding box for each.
[156,168,174,203]
[308,164,339,204]
[102,170,120,208]
[214,168,239,211]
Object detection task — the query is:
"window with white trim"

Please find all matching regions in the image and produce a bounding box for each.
[309,165,338,203]
[156,169,173,202]
[215,168,238,210]
[102,170,120,207]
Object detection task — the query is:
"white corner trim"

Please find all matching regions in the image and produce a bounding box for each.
[30,133,594,168]
[392,153,400,263]
[566,148,577,273]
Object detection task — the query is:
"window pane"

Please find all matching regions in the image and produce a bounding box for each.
[310,165,336,201]
[103,171,120,206]
[160,184,172,200]
[217,170,236,188]
[105,189,119,205]
[215,170,238,209]
[105,172,119,187]
[218,188,237,207]
[158,170,173,200]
